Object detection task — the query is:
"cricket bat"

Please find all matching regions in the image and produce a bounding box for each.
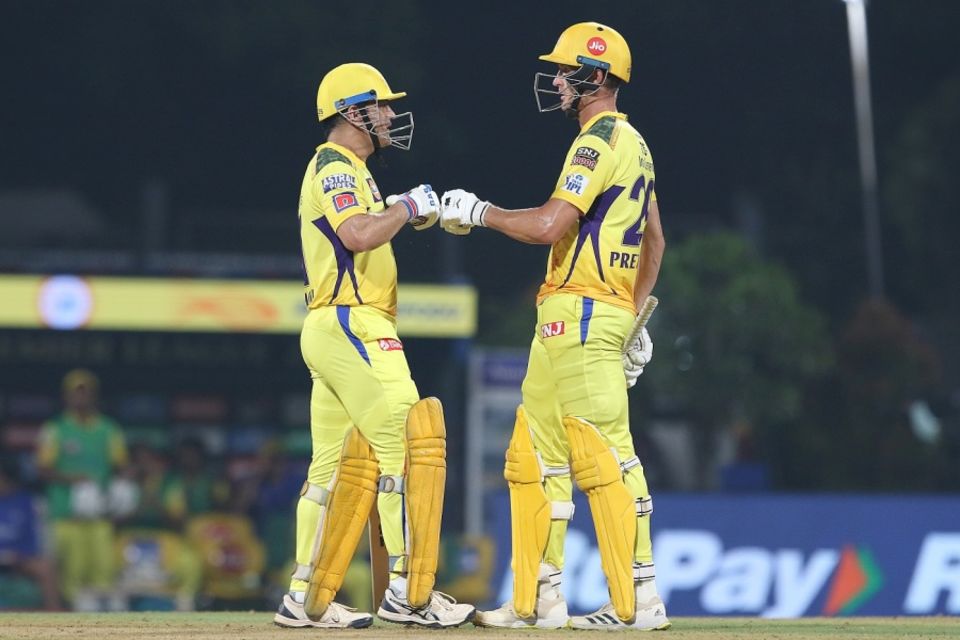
[368,504,389,605]
[623,295,659,353]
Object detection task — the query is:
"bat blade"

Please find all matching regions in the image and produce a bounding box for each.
[368,503,389,605]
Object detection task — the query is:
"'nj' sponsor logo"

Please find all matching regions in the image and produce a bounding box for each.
[541,321,565,338]
[378,338,403,351]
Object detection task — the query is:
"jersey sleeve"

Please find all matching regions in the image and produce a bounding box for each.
[550,134,615,214]
[310,161,369,232]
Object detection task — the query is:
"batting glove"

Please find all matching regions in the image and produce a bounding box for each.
[624,359,645,389]
[387,184,440,231]
[441,188,490,235]
[622,327,653,387]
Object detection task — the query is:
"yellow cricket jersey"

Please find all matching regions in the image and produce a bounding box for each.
[298,142,398,316]
[537,111,657,314]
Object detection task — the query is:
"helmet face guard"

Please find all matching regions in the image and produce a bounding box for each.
[533,59,607,115]
[335,90,415,151]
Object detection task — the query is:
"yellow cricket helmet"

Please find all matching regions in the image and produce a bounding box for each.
[539,22,632,83]
[316,62,407,121]
[316,63,414,150]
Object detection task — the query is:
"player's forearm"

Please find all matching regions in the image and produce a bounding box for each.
[484,205,563,245]
[633,233,664,310]
[338,206,409,252]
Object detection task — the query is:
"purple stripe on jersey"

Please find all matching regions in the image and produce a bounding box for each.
[314,216,364,304]
[580,296,594,345]
[336,306,371,366]
[561,185,624,287]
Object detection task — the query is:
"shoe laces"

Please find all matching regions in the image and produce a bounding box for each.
[326,601,361,622]
[590,602,617,617]
[427,590,458,611]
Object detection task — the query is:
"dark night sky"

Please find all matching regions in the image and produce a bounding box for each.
[1,0,958,317]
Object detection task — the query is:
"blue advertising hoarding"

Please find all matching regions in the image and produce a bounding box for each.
[484,492,960,616]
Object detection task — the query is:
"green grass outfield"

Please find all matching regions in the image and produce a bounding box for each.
[0,613,957,640]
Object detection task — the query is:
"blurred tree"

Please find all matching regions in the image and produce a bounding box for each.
[884,74,960,368]
[811,299,951,490]
[635,233,832,489]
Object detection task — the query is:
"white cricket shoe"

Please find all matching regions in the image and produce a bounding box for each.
[273,593,374,629]
[377,586,475,628]
[570,596,670,631]
[475,564,569,629]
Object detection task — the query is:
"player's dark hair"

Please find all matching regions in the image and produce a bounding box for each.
[318,115,342,141]
[603,73,623,92]
[319,100,378,141]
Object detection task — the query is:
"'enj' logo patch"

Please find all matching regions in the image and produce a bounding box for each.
[541,321,565,338]
[378,338,403,351]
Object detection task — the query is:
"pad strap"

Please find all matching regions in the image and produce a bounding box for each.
[300,482,330,507]
[543,463,571,477]
[636,496,653,517]
[550,501,576,520]
[292,562,312,581]
[634,562,656,581]
[378,475,404,494]
[301,482,330,506]
[620,456,642,473]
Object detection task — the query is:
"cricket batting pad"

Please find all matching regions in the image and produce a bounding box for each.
[404,397,446,607]
[565,416,637,621]
[503,406,552,618]
[304,428,379,620]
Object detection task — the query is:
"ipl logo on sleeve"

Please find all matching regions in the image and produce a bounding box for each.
[562,173,589,196]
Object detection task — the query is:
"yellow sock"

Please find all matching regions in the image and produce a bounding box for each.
[624,466,653,564]
[378,492,405,579]
[289,496,322,593]
[543,475,573,569]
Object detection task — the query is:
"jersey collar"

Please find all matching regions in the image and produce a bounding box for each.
[579,110,627,133]
[317,141,366,168]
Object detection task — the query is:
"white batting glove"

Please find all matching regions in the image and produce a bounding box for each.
[624,360,644,389]
[387,184,440,231]
[622,326,653,388]
[441,189,490,235]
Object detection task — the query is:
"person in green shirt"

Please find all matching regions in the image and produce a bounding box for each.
[36,369,128,610]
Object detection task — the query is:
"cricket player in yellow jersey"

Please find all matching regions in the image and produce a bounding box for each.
[440,23,669,631]
[273,62,474,629]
